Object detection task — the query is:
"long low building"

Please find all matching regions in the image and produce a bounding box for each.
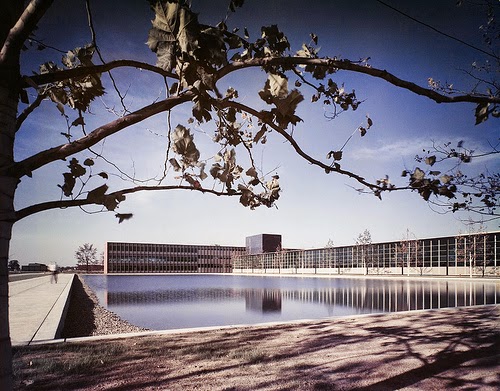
[104,231,500,276]
[104,242,245,273]
[233,231,500,277]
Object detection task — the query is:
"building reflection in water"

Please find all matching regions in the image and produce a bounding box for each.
[245,289,282,313]
[104,279,498,315]
[278,280,498,313]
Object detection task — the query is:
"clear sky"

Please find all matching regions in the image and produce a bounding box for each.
[10,0,499,266]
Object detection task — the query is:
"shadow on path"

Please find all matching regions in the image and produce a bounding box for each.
[13,305,500,390]
[60,276,95,338]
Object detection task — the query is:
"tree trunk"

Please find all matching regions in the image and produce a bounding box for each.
[0,213,14,391]
[0,0,22,382]
[0,81,19,391]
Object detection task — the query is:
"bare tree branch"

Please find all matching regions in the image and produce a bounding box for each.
[0,0,54,64]
[5,91,196,178]
[15,93,45,132]
[214,98,406,193]
[20,59,177,89]
[14,184,243,221]
[20,57,499,107]
[218,57,500,105]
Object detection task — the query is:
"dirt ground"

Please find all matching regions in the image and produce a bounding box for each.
[13,305,499,390]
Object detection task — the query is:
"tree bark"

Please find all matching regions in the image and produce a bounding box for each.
[0,77,20,391]
[0,196,15,391]
[0,1,45,388]
[0,23,19,385]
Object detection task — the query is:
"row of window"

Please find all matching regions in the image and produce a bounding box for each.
[108,261,233,273]
[234,233,499,271]
[107,242,244,254]
[106,242,243,273]
[105,234,499,274]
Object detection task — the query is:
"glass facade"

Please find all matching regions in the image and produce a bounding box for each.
[105,232,499,276]
[245,234,282,255]
[234,231,500,277]
[105,242,245,274]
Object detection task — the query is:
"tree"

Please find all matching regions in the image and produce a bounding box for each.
[7,260,20,272]
[395,229,418,276]
[0,0,498,387]
[75,243,98,272]
[412,241,429,276]
[471,232,491,277]
[325,239,337,273]
[395,237,426,276]
[456,224,491,277]
[355,229,372,275]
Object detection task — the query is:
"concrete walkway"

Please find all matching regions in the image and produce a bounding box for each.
[9,273,75,346]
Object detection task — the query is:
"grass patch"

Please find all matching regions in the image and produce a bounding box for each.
[227,347,268,364]
[14,341,126,355]
[173,342,268,364]
[13,336,271,388]
[20,355,102,375]
[13,341,128,379]
[169,340,269,364]
[175,342,229,360]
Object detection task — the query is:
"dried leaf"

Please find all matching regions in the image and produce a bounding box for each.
[246,167,258,178]
[440,174,452,184]
[59,173,75,197]
[268,73,288,99]
[411,168,425,182]
[171,124,200,167]
[71,116,85,127]
[366,116,373,129]
[475,103,489,125]
[115,213,133,223]
[169,158,182,171]
[68,158,86,178]
[425,156,436,166]
[87,184,108,203]
[253,124,267,144]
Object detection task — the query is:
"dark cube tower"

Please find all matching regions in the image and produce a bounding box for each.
[246,234,282,254]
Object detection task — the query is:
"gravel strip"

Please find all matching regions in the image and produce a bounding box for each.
[61,275,148,338]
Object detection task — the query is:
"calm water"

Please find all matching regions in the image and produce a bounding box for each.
[82,275,499,331]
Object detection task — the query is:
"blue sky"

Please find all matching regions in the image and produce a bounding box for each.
[10,0,499,265]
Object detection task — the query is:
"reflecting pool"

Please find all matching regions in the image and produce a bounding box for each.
[82,275,499,331]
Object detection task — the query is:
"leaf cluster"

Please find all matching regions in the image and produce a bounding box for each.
[238,175,280,209]
[475,102,499,124]
[210,149,243,191]
[259,74,304,128]
[147,1,230,74]
[231,24,290,63]
[37,44,104,113]
[404,167,457,201]
[58,157,126,213]
[310,79,360,115]
[405,140,498,215]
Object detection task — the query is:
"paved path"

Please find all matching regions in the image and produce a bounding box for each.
[9,274,75,346]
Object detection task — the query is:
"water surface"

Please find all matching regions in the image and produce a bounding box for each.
[83,274,499,331]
